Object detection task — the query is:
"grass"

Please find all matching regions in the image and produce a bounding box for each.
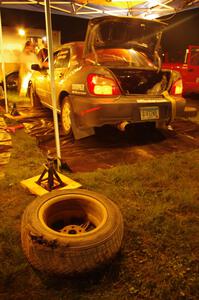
[0,98,199,299]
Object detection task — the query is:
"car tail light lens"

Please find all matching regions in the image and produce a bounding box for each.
[170,79,183,95]
[87,73,121,96]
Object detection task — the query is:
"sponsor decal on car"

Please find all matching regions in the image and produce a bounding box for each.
[65,66,82,81]
[72,83,86,95]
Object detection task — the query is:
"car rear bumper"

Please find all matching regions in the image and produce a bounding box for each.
[70,95,186,129]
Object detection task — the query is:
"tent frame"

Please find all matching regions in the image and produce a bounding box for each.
[0,0,62,167]
[0,0,185,19]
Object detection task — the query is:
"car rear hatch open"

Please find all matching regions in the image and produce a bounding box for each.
[84,16,172,96]
[84,16,166,67]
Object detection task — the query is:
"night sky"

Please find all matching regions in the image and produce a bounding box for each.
[1,7,199,62]
[160,8,199,61]
[1,8,88,43]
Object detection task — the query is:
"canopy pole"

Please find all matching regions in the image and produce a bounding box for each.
[44,0,61,169]
[0,10,8,113]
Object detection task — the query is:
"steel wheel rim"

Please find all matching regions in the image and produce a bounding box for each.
[62,102,71,133]
[38,195,107,237]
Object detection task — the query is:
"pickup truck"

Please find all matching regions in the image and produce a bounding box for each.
[162,45,199,96]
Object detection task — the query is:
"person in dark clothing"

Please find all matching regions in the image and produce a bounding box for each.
[37,40,48,62]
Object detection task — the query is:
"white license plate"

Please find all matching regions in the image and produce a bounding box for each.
[140,107,159,120]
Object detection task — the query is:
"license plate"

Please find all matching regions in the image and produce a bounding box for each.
[140,107,159,120]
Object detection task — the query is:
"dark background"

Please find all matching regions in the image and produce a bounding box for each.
[160,8,199,62]
[1,7,199,62]
[1,8,88,42]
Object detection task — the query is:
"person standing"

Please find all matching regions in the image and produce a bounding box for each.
[19,40,40,97]
[37,40,48,63]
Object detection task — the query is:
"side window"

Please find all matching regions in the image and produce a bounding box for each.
[54,48,70,69]
[190,48,199,66]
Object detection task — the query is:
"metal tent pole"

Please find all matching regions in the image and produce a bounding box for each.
[0,10,8,113]
[44,0,61,169]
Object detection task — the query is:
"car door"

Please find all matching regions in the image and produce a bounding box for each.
[34,48,70,108]
[33,60,51,105]
[185,45,199,93]
[53,47,70,107]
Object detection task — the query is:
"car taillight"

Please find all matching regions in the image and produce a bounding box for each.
[87,73,121,96]
[170,79,183,95]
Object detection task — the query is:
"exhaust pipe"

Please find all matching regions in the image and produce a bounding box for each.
[117,121,129,132]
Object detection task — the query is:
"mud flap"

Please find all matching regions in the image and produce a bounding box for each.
[162,91,176,121]
[72,126,95,140]
[70,108,95,139]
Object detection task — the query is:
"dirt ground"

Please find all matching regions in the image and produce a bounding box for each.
[1,97,199,172]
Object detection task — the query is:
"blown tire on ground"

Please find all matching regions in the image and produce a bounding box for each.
[61,97,73,137]
[21,189,124,275]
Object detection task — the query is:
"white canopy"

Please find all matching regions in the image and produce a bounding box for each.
[1,1,199,19]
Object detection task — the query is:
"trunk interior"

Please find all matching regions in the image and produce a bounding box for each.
[110,68,171,95]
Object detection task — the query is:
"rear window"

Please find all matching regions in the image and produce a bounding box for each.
[86,48,154,68]
[94,21,158,49]
[54,49,70,68]
[190,48,199,66]
[86,18,163,56]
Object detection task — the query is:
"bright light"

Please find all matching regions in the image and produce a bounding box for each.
[111,0,134,2]
[148,0,159,7]
[18,28,26,37]
[42,36,47,42]
[144,13,159,19]
[19,73,32,97]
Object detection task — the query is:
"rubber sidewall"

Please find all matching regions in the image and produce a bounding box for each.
[21,189,123,275]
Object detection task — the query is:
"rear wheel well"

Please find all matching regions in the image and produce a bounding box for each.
[59,91,69,108]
